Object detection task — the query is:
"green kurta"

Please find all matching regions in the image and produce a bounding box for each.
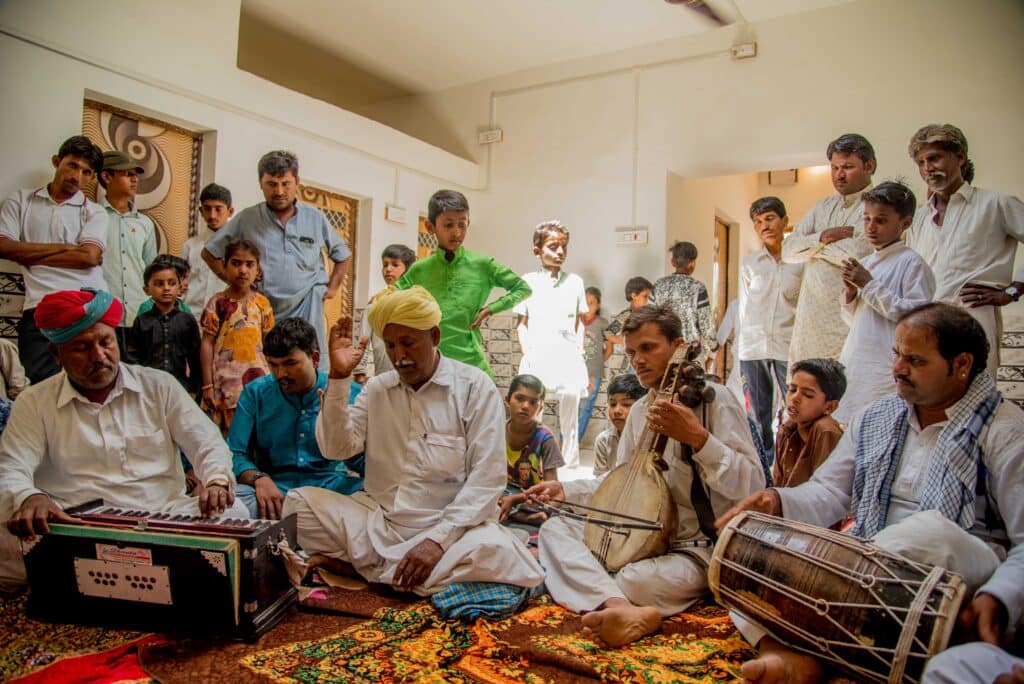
[396,247,530,376]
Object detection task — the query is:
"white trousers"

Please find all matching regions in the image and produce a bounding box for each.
[732,510,1002,648]
[556,389,581,468]
[0,491,249,590]
[283,487,544,596]
[923,642,1023,683]
[538,515,707,616]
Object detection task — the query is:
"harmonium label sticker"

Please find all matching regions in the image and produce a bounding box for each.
[96,543,153,565]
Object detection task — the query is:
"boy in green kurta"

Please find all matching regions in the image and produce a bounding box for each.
[396,190,531,377]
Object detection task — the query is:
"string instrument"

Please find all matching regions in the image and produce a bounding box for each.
[582,343,715,572]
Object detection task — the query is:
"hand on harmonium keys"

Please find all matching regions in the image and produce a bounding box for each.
[6,493,75,541]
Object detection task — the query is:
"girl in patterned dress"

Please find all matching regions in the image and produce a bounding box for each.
[200,239,274,433]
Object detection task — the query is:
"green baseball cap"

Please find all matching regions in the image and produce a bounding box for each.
[101,150,144,174]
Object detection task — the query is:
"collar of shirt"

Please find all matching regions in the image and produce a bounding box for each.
[33,186,86,206]
[536,269,567,287]
[871,240,906,260]
[840,184,873,209]
[260,200,300,229]
[379,352,453,392]
[927,182,975,217]
[432,245,465,266]
[100,197,138,217]
[56,362,140,408]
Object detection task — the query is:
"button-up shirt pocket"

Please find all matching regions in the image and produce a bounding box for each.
[124,430,173,479]
[418,433,467,484]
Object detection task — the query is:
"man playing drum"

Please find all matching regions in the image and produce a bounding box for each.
[718,302,1024,683]
[526,304,763,646]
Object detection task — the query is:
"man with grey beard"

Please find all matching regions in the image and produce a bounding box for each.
[904,124,1024,376]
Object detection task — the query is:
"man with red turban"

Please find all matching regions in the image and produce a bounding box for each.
[0,289,247,589]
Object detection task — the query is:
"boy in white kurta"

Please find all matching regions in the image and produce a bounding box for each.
[835,182,935,423]
[514,221,589,469]
[283,287,543,596]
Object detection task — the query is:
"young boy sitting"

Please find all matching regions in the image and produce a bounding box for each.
[774,358,846,488]
[397,190,530,377]
[498,374,564,528]
[835,181,935,423]
[593,373,646,476]
[128,254,202,397]
[183,183,234,319]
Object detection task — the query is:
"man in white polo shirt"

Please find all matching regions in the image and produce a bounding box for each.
[0,136,108,383]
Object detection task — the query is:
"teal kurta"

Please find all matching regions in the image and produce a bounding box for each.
[396,247,530,376]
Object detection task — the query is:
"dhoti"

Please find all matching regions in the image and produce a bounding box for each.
[284,487,544,596]
[538,515,708,615]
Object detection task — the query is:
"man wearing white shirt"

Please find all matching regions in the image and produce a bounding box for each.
[782,134,875,368]
[905,123,1024,378]
[0,289,244,590]
[283,286,543,597]
[739,197,803,457]
[718,303,1024,684]
[0,136,108,383]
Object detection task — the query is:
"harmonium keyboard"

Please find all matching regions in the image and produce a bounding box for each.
[24,499,298,640]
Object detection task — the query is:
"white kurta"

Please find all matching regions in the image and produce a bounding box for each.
[736,249,803,363]
[182,227,225,319]
[834,243,936,424]
[782,189,873,367]
[538,383,764,614]
[291,356,543,595]
[514,270,588,394]
[0,363,245,587]
[905,184,1024,375]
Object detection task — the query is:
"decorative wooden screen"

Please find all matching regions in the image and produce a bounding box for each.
[298,184,357,326]
[82,99,201,255]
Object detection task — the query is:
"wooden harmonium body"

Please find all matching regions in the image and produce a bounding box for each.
[25,499,298,640]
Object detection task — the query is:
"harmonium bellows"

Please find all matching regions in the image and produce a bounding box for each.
[24,499,298,640]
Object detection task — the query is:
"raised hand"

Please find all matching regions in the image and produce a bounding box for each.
[328,315,369,379]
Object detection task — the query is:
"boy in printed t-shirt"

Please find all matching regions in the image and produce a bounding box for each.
[396,190,530,377]
[499,374,564,528]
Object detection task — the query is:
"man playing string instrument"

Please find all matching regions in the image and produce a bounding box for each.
[526,304,763,646]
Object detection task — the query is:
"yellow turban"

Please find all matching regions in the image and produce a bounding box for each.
[366,285,442,338]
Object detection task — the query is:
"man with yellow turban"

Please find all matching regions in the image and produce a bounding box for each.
[0,288,247,590]
[283,287,543,615]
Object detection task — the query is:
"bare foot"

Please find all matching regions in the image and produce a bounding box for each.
[740,648,824,684]
[580,599,662,647]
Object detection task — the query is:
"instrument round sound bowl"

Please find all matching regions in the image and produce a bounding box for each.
[708,512,965,684]
[584,454,678,573]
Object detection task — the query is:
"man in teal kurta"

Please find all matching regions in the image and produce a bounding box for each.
[395,190,530,377]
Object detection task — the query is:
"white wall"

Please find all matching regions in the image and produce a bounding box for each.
[0,0,484,302]
[360,0,1024,318]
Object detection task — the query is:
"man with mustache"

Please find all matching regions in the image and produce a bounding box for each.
[283,287,543,609]
[782,134,875,369]
[717,302,1024,684]
[0,136,108,384]
[202,150,351,372]
[905,124,1024,379]
[0,289,247,590]
[525,304,762,647]
[227,317,362,519]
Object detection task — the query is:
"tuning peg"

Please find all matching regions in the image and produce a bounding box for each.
[679,385,701,407]
[701,386,716,403]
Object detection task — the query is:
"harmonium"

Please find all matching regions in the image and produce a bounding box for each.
[24,499,298,640]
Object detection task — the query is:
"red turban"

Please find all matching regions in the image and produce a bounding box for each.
[34,289,123,343]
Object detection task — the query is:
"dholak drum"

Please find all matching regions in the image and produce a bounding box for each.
[708,512,966,684]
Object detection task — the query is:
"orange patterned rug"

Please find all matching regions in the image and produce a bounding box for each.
[240,596,754,683]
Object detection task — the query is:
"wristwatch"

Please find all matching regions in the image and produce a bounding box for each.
[249,471,269,486]
[1004,284,1022,302]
